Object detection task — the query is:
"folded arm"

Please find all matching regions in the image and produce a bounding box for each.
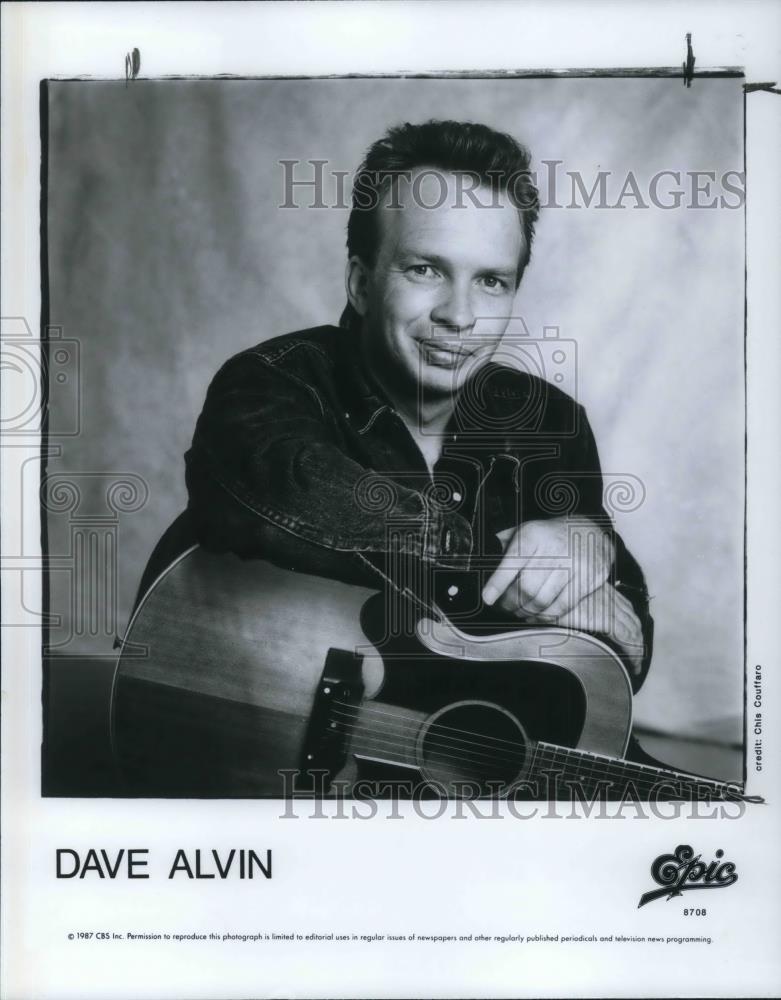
[481,402,654,691]
[185,351,472,577]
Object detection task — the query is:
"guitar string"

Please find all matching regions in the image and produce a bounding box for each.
[330,696,719,793]
[328,710,525,770]
[334,699,727,791]
[517,747,723,795]
[329,701,528,773]
[332,701,728,791]
[531,750,728,794]
[333,709,526,756]
[330,712,526,767]
[328,708,533,774]
[531,741,734,792]
[332,698,536,751]
[322,729,732,797]
[327,718,526,775]
[318,726,511,783]
[328,728,523,774]
[324,707,730,795]
[342,699,727,792]
[321,722,730,797]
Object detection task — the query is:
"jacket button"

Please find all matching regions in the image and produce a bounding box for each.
[452,491,462,502]
[447,584,459,597]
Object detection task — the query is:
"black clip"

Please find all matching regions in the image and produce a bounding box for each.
[744,82,781,96]
[682,33,695,89]
[125,47,141,86]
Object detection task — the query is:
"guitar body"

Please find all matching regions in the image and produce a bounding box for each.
[111,547,637,798]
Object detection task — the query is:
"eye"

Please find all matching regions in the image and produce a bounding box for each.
[406,264,439,280]
[480,275,510,292]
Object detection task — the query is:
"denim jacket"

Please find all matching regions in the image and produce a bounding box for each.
[185,324,653,690]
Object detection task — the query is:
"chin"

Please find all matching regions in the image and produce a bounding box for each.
[417,362,472,398]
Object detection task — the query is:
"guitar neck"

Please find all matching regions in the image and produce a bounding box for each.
[528,741,742,800]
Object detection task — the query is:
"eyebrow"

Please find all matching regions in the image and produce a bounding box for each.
[396,250,516,277]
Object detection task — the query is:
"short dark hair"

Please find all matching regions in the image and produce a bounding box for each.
[346,119,540,280]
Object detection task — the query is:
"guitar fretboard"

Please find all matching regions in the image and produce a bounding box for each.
[528,741,744,801]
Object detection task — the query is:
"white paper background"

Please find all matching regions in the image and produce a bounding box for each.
[2,3,780,998]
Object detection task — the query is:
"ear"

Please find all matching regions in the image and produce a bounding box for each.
[345,255,371,317]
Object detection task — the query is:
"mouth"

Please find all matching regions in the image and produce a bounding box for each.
[419,339,474,369]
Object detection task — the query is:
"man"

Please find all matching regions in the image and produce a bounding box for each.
[184,119,652,688]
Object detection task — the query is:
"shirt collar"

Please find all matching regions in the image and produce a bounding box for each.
[333,323,532,436]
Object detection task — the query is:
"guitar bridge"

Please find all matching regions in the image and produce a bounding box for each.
[299,648,364,784]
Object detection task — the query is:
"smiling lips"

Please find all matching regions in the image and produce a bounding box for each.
[420,339,475,368]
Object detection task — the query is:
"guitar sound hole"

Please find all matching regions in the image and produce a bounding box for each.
[417,701,527,798]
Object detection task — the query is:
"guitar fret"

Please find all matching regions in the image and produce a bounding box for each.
[532,742,733,798]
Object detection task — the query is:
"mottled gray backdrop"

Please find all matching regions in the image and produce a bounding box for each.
[45,77,744,747]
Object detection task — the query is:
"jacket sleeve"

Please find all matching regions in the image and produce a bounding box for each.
[184,351,473,579]
[562,403,655,692]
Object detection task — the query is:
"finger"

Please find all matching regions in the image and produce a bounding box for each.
[497,591,551,622]
[518,567,571,615]
[495,526,516,549]
[612,606,643,652]
[601,602,644,671]
[565,532,613,608]
[555,601,587,631]
[496,569,559,620]
[540,572,595,619]
[556,593,644,674]
[595,591,636,641]
[598,587,640,635]
[611,609,644,676]
[482,540,538,606]
[556,584,614,633]
[609,586,636,615]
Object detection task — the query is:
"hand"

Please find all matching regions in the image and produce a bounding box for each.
[482,518,614,620]
[556,582,645,678]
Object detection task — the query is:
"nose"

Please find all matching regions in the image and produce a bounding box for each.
[430,281,475,335]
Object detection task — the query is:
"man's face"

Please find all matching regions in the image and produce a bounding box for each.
[356,168,525,400]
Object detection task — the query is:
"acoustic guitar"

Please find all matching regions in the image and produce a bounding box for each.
[111,546,749,802]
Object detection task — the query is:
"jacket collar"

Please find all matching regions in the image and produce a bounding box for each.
[333,322,534,438]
